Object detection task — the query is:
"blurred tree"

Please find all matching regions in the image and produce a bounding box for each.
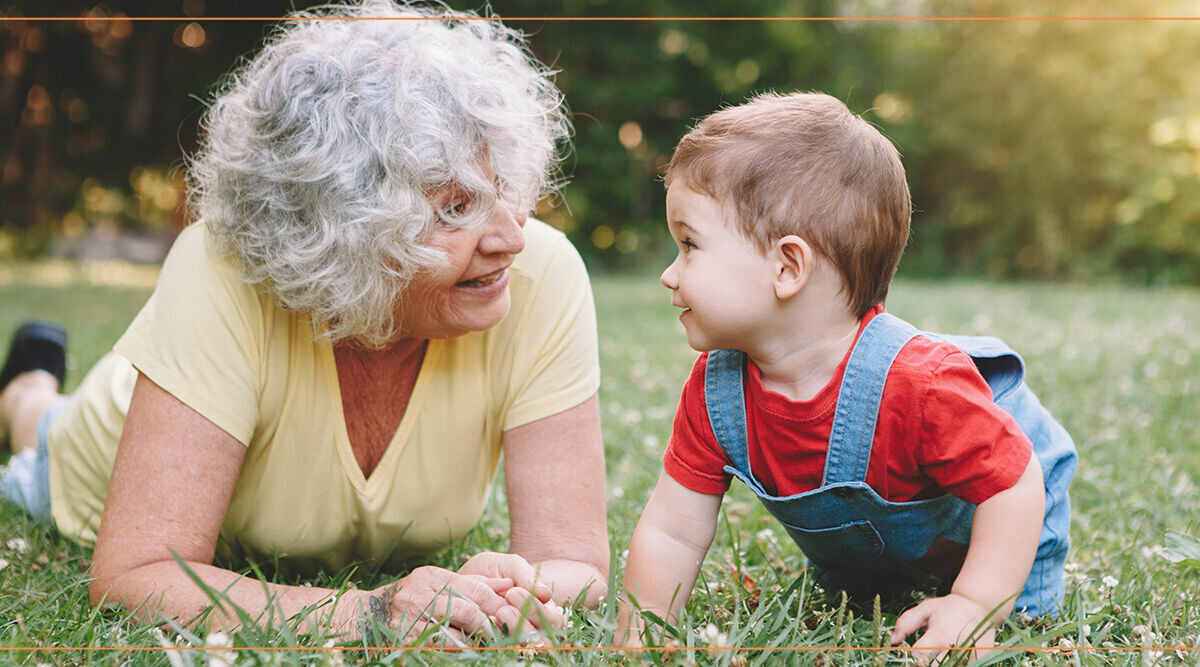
[0,1,290,254]
[503,0,866,269]
[884,0,1200,283]
[1,0,1198,284]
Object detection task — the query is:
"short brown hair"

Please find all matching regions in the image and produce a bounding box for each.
[666,92,911,318]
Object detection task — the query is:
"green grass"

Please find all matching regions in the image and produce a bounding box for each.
[2,264,1199,665]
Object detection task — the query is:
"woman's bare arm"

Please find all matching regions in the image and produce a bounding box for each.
[90,373,524,640]
[500,392,610,608]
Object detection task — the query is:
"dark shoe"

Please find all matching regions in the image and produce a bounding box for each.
[0,321,67,392]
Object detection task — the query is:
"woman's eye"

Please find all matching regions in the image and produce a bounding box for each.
[439,199,471,221]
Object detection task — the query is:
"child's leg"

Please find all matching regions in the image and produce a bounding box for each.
[1009,385,1077,617]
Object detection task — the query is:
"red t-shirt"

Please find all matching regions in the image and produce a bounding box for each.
[664,307,1033,504]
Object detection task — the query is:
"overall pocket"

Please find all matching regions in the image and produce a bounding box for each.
[780,520,885,570]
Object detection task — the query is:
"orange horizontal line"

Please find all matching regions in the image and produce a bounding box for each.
[1,16,1199,21]
[2,645,1198,652]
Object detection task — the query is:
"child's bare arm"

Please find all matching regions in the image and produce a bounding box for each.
[890,454,1044,664]
[617,470,723,644]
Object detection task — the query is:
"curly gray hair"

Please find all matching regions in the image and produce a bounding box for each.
[187,0,571,347]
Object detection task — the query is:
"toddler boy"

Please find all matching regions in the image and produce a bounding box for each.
[618,92,1075,661]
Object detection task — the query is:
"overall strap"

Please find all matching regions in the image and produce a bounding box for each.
[704,349,765,492]
[823,313,920,485]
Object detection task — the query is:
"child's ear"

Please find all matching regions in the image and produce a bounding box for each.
[773,235,815,300]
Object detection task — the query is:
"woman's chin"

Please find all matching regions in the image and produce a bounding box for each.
[428,292,512,339]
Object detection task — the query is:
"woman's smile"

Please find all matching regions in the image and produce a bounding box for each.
[456,266,510,290]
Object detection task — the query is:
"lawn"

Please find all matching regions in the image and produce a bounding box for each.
[2,263,1199,665]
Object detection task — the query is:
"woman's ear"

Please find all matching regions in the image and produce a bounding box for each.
[773,235,815,300]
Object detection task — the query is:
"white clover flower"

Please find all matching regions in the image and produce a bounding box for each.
[0,559,9,571]
[698,623,727,646]
[323,640,344,666]
[6,538,27,553]
[205,632,232,647]
[1102,575,1119,589]
[204,631,236,667]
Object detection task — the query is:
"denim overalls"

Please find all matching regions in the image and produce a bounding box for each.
[704,313,1076,617]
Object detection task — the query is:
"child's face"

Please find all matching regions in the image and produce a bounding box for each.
[661,180,778,352]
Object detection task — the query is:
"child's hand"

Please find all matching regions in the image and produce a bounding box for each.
[890,593,996,665]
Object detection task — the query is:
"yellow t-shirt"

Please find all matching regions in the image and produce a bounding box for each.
[47,219,600,574]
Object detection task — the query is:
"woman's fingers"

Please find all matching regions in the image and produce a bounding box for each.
[503,586,565,631]
[374,563,566,645]
[436,574,519,634]
[384,567,511,637]
[460,552,553,602]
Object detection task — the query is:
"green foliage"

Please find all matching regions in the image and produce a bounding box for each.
[3,2,1199,282]
[887,0,1200,285]
[490,0,1200,286]
[1162,532,1200,571]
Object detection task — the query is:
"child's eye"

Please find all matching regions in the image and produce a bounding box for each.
[682,239,697,251]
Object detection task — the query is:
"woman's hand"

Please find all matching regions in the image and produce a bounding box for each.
[457,551,564,632]
[355,564,553,645]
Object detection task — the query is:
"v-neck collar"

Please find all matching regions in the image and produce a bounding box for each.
[321,337,443,495]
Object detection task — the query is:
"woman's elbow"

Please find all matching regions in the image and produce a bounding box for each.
[88,544,130,607]
[88,562,119,607]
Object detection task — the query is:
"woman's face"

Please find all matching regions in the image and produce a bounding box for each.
[396,186,527,340]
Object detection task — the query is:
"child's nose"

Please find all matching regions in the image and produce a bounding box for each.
[660,259,679,289]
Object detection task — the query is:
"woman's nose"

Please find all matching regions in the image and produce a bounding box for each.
[479,199,527,256]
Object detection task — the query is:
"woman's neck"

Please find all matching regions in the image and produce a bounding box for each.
[333,337,430,479]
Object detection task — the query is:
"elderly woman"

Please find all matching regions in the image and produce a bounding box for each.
[0,0,608,642]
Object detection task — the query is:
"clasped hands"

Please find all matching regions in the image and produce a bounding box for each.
[351,551,564,645]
